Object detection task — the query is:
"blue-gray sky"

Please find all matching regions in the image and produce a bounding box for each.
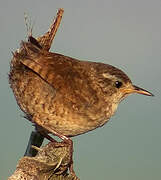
[0,0,161,179]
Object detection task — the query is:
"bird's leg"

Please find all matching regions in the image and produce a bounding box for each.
[35,125,57,143]
[40,131,58,143]
[33,117,77,177]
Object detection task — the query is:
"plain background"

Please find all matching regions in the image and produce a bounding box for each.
[0,0,161,179]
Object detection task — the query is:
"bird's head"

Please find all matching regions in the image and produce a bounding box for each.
[94,63,153,106]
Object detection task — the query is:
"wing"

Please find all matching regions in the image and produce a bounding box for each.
[20,40,99,113]
[20,40,83,89]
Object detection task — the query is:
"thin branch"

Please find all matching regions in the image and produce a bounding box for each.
[24,130,44,157]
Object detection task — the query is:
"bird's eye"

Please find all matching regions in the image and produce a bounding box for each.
[115,81,122,88]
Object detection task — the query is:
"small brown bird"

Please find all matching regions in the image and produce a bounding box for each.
[9,10,153,177]
[9,36,153,139]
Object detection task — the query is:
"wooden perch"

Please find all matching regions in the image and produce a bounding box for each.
[8,142,78,180]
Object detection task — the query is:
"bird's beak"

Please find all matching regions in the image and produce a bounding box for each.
[121,85,154,96]
[132,85,154,96]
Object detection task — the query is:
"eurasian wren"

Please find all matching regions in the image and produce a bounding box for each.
[9,37,153,137]
[9,10,153,177]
